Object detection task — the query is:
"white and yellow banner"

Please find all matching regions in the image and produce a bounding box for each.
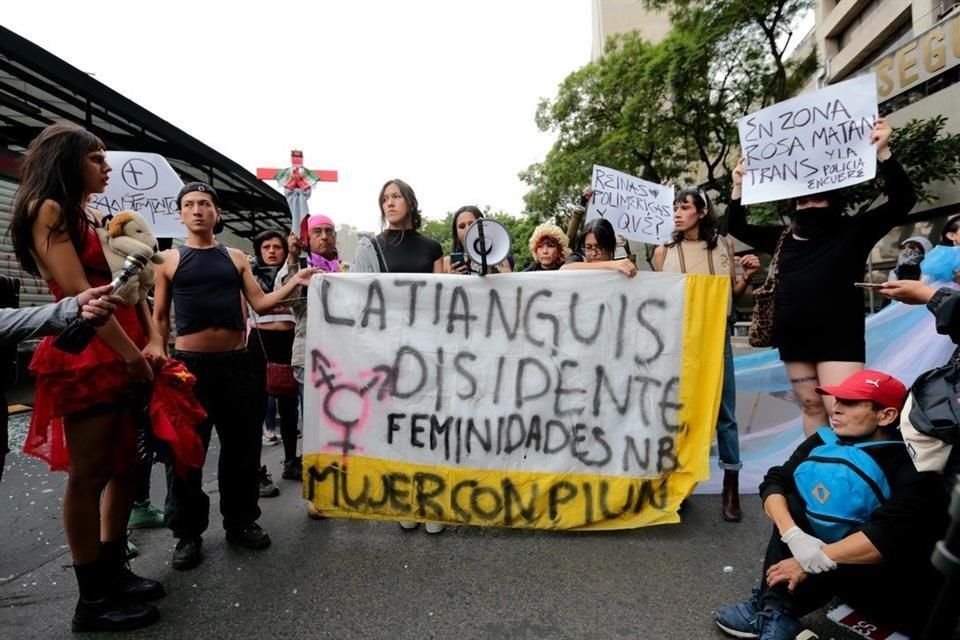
[303,271,729,530]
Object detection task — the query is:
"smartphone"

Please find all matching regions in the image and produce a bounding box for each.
[299,256,308,269]
[853,282,884,289]
[450,252,465,266]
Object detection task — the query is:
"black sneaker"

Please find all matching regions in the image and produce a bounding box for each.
[281,457,302,480]
[226,523,272,550]
[171,537,203,571]
[72,595,159,633]
[259,465,280,497]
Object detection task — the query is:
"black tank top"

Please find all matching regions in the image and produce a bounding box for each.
[172,244,245,336]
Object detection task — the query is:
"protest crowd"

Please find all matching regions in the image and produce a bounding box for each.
[1,108,958,640]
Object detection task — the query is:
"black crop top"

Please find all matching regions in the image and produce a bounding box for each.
[172,244,245,336]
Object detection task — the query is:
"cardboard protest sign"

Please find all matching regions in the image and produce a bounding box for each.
[302,271,729,530]
[586,165,675,244]
[738,73,878,205]
[89,151,185,238]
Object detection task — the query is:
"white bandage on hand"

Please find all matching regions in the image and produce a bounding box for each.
[781,526,835,573]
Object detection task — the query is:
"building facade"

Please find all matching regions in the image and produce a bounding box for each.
[591,0,671,59]
[815,0,960,271]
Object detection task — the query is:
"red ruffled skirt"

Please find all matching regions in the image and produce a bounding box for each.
[24,304,147,472]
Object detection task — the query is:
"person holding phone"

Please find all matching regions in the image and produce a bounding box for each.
[443,206,511,275]
[727,117,918,436]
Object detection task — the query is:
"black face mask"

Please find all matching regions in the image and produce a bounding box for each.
[791,205,842,240]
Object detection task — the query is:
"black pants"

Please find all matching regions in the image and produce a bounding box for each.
[248,328,299,464]
[758,500,942,635]
[165,349,262,538]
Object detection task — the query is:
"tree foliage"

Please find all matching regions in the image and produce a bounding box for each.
[521,0,818,219]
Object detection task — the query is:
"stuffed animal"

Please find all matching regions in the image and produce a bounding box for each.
[97,210,165,305]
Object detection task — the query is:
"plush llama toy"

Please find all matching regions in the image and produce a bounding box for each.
[97,210,164,305]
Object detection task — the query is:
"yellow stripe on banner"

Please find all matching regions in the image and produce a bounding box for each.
[674,273,731,497]
[303,454,681,531]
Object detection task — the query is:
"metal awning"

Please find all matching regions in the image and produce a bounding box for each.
[0,25,289,238]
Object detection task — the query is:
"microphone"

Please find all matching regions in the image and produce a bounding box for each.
[53,250,151,354]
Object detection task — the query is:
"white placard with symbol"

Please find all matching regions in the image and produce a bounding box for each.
[89,151,185,238]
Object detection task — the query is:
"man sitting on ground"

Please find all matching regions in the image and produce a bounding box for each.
[713,370,947,639]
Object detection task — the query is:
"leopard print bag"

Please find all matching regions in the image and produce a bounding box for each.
[747,231,789,348]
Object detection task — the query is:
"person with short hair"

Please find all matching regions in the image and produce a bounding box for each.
[152,182,315,571]
[713,369,947,639]
[523,223,569,272]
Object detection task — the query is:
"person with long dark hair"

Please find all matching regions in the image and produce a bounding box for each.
[11,122,164,631]
[653,188,760,522]
[443,206,511,274]
[560,218,638,277]
[353,178,443,274]
[352,179,444,532]
[728,117,917,436]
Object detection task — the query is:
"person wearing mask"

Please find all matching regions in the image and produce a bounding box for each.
[653,188,760,522]
[727,117,917,436]
[887,236,932,282]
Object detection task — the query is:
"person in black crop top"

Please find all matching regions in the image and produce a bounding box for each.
[352,179,443,274]
[152,183,315,571]
[727,117,917,437]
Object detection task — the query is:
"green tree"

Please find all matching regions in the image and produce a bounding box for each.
[521,0,817,219]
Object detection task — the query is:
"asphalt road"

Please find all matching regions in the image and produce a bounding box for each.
[0,412,877,640]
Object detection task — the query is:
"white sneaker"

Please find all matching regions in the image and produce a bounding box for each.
[424,523,445,534]
[398,521,419,530]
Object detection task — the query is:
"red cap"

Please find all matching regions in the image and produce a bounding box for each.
[815,370,908,411]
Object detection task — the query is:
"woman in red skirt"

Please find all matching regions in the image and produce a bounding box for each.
[11,123,165,632]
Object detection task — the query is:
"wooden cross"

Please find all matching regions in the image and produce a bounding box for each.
[256,150,338,184]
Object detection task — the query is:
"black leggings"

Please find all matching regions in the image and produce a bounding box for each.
[248,328,299,464]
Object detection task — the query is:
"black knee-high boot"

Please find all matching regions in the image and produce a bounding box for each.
[71,562,159,633]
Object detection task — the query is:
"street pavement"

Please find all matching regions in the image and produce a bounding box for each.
[1,411,871,640]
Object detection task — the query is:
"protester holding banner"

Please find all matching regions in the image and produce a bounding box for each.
[560,218,638,277]
[352,179,443,274]
[653,188,760,522]
[522,222,569,271]
[10,122,165,631]
[152,182,316,571]
[349,179,444,532]
[728,117,917,435]
[277,215,343,519]
[443,206,511,274]
[247,230,299,493]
